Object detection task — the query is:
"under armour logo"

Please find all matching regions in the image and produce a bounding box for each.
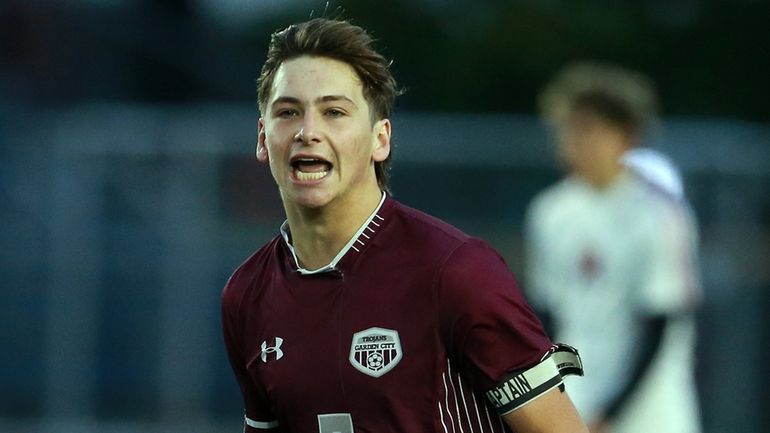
[260,337,284,363]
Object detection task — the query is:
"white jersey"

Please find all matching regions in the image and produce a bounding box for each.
[524,171,701,433]
[622,148,684,200]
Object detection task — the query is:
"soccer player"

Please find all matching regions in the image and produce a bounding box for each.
[221,18,587,433]
[525,62,702,433]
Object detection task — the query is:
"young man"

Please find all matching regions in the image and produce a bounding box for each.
[525,62,702,433]
[222,18,587,433]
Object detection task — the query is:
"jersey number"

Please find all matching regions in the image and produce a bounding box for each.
[317,413,354,433]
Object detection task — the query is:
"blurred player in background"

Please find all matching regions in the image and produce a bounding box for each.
[222,18,588,433]
[524,62,702,433]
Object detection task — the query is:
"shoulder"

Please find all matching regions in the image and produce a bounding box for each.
[438,237,516,298]
[386,199,471,253]
[617,177,699,257]
[221,236,283,313]
[385,199,511,284]
[622,147,685,199]
[526,178,580,227]
[627,175,696,229]
[444,237,506,271]
[533,177,582,207]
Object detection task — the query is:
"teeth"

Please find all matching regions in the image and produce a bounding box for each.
[296,170,328,181]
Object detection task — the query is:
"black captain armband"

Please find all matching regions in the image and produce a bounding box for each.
[486,343,583,415]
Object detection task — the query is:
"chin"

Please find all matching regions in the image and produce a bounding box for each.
[290,190,335,210]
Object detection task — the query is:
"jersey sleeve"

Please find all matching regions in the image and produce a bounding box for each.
[221,278,279,432]
[635,199,700,315]
[438,238,554,392]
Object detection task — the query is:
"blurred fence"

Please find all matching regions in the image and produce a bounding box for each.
[1,103,768,433]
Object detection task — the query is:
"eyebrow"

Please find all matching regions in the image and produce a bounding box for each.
[271,95,358,108]
[318,95,357,106]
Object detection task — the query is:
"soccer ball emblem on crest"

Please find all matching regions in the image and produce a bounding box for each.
[366,352,385,370]
[349,327,403,378]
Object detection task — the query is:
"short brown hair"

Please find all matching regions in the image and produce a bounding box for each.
[538,62,659,137]
[257,18,399,191]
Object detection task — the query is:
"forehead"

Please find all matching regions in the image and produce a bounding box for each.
[565,108,614,131]
[270,56,365,104]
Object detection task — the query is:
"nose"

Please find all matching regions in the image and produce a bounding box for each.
[294,114,322,144]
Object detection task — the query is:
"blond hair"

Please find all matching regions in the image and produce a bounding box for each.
[538,62,659,136]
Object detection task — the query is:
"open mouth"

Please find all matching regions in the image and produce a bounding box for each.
[290,157,333,181]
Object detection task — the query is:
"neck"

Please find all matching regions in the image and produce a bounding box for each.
[584,161,625,188]
[284,185,383,270]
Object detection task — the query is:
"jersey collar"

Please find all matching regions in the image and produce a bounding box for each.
[280,191,388,275]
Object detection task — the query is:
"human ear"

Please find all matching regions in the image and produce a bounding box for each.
[372,119,391,162]
[257,118,269,163]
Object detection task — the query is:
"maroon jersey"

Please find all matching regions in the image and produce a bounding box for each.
[222,196,558,433]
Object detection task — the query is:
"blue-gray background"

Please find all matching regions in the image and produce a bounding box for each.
[1,1,768,432]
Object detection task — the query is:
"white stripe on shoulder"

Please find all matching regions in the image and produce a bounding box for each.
[245,415,278,429]
[469,393,485,433]
[482,399,495,432]
[454,371,475,433]
[442,372,457,433]
[446,361,465,433]
[438,402,450,433]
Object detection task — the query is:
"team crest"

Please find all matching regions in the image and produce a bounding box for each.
[349,327,402,378]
